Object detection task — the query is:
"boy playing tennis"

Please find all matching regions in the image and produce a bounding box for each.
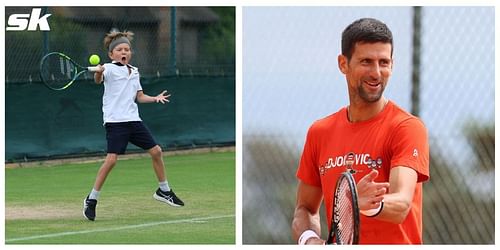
[83,31,184,221]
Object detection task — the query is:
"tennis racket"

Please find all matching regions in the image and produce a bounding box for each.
[39,52,99,91]
[326,171,360,244]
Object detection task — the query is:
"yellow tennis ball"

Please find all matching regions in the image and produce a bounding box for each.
[89,54,100,65]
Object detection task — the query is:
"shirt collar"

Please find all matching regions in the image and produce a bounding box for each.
[111,61,131,68]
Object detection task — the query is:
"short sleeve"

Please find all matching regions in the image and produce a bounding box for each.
[390,118,430,183]
[296,126,322,187]
[103,63,111,81]
[133,68,142,92]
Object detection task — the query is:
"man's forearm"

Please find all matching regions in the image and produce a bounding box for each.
[292,206,322,243]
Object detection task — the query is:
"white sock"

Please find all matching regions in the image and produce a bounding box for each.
[159,181,171,192]
[89,188,100,200]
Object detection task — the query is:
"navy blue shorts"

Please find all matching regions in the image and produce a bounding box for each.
[105,121,158,154]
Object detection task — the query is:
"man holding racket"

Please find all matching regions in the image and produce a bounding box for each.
[292,18,429,244]
[83,31,184,221]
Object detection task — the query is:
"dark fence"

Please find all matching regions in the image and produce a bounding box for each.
[5,76,235,162]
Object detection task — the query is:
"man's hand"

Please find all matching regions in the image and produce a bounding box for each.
[305,237,326,245]
[356,170,390,211]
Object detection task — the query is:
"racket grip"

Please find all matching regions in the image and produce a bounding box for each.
[87,66,100,72]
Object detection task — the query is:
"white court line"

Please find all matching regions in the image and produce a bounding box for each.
[6,214,235,243]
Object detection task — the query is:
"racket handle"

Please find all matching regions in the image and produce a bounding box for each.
[87,66,100,72]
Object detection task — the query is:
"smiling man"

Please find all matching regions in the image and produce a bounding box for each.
[292,18,430,244]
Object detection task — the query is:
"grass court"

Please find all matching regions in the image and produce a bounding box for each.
[5,150,235,244]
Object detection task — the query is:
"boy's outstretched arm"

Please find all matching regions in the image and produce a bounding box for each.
[136,90,171,104]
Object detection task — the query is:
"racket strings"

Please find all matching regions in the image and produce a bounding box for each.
[334,178,355,244]
[41,54,77,89]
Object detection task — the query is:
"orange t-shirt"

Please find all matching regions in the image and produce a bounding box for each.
[296,101,429,244]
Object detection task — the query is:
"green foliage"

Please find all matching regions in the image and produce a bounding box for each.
[463,122,494,171]
[46,14,87,58]
[243,135,301,244]
[199,7,235,64]
[423,122,494,243]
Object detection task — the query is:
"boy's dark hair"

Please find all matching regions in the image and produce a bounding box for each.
[341,18,393,60]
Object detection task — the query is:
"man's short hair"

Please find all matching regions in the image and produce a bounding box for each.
[341,18,393,60]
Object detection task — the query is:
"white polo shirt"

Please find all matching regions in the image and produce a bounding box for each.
[102,62,142,123]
